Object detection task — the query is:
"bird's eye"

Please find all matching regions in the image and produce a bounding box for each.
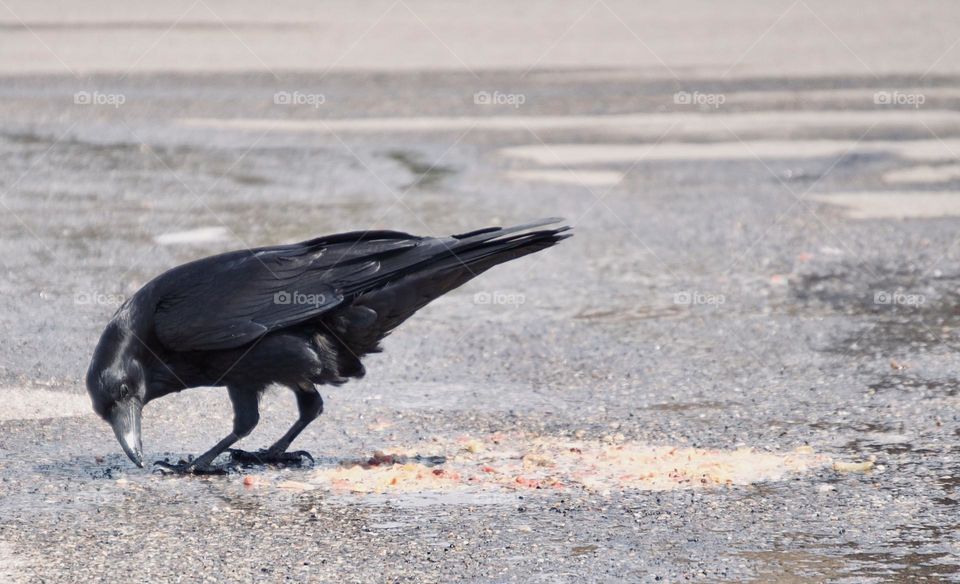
[119,383,130,399]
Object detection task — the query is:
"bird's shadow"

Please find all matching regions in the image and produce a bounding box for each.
[48,449,451,481]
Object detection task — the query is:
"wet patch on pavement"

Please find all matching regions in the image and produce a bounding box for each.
[383,149,456,190]
[786,263,960,357]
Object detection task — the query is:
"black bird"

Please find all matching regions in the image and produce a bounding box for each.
[86,218,570,473]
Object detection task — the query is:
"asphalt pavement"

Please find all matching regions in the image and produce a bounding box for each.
[1,2,960,582]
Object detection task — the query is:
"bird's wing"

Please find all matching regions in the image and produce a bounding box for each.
[151,231,422,352]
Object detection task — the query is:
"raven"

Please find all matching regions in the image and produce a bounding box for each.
[86,218,571,474]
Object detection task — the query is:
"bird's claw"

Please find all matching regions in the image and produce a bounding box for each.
[152,458,235,475]
[228,448,314,467]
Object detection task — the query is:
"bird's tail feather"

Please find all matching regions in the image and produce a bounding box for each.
[338,219,571,348]
[434,220,571,277]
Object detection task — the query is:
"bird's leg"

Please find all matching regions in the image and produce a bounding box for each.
[155,385,260,475]
[230,383,322,466]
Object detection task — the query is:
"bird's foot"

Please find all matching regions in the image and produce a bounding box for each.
[228,448,314,467]
[153,456,236,475]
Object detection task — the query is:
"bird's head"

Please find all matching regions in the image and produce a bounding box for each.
[86,322,148,468]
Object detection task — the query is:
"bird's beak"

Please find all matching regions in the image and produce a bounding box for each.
[110,399,143,468]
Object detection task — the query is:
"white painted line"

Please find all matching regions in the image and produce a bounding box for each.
[884,164,960,184]
[505,169,624,186]
[0,389,91,421]
[154,226,229,246]
[501,141,857,164]
[810,192,960,219]
[0,541,27,582]
[178,110,960,135]
[501,139,960,165]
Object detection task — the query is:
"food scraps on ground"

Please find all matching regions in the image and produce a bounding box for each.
[832,460,875,473]
[293,433,830,495]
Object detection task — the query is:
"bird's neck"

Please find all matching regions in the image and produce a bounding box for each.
[116,282,162,339]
